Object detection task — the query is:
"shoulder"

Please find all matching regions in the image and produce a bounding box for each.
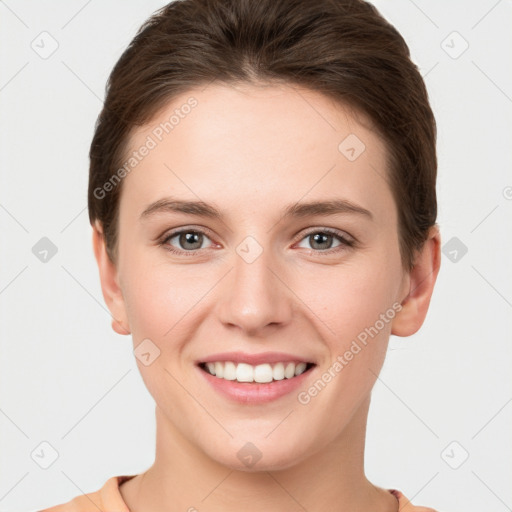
[389,488,439,511]
[38,475,135,512]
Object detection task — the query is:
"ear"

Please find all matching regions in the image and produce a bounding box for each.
[391,225,441,337]
[91,221,131,336]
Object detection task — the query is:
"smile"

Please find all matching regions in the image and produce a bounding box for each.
[199,361,315,383]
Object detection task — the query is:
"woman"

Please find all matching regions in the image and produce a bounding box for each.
[42,0,441,510]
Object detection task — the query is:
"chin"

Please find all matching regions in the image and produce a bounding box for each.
[204,435,312,473]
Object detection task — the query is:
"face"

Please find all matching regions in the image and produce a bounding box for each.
[100,82,415,471]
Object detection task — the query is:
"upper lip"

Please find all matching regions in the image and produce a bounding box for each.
[198,351,316,366]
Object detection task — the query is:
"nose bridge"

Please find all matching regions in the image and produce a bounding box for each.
[217,234,292,334]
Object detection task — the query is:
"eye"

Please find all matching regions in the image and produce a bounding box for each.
[295,228,355,253]
[160,228,215,255]
[158,226,355,257]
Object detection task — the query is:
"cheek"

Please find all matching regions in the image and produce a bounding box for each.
[304,258,402,399]
[295,263,401,424]
[120,261,201,397]
[120,251,200,343]
[311,262,399,343]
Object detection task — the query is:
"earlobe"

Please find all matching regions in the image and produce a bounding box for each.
[91,221,131,336]
[391,226,441,337]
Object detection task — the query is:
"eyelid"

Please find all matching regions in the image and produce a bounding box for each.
[292,226,355,245]
[159,224,216,241]
[158,225,217,252]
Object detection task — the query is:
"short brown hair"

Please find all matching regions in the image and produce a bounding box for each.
[88,0,437,270]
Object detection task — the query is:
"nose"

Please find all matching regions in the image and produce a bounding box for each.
[216,240,293,337]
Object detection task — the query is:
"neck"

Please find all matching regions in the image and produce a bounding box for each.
[121,395,397,512]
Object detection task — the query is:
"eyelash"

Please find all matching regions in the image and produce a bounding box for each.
[158,226,356,257]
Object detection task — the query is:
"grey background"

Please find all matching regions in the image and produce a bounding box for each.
[0,1,511,510]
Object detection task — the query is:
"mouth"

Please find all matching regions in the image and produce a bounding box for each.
[197,361,317,384]
[195,351,318,403]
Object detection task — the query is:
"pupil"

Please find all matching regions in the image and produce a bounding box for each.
[181,232,202,250]
[311,233,331,250]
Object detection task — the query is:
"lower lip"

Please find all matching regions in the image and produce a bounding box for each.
[197,365,315,404]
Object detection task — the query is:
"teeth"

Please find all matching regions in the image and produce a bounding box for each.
[202,361,311,383]
[295,362,307,376]
[284,362,295,379]
[214,362,224,378]
[273,362,285,380]
[236,363,254,382]
[223,361,237,380]
[254,363,273,383]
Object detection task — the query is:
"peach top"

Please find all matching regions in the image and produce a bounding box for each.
[39,474,438,511]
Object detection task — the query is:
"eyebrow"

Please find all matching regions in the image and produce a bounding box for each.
[139,197,373,222]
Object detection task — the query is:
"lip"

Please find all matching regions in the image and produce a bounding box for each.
[197,351,315,366]
[196,361,316,404]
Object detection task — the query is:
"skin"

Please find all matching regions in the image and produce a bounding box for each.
[92,82,441,512]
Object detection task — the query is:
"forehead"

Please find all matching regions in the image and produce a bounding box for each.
[119,82,394,223]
